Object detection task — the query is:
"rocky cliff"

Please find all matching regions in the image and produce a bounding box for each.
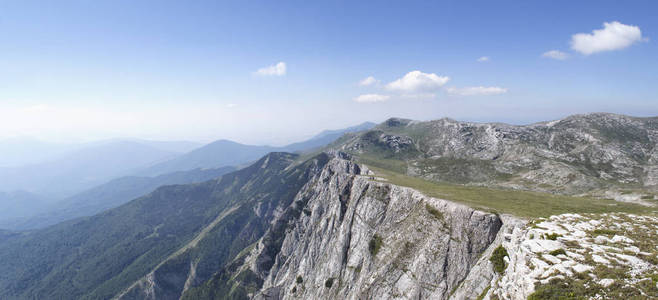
[333,113,658,197]
[182,152,513,299]
[255,155,504,299]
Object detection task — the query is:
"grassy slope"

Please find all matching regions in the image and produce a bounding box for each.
[364,164,654,219]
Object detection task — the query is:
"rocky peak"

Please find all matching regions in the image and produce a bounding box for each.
[380,117,413,129]
[330,113,658,194]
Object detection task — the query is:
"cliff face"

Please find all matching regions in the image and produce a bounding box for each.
[114,152,331,300]
[222,154,505,299]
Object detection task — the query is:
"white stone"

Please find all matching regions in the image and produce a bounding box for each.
[542,254,562,265]
[531,257,550,269]
[611,235,634,244]
[523,240,563,253]
[572,264,593,273]
[624,246,640,255]
[594,235,610,244]
[599,278,615,287]
[565,251,584,260]
[592,254,610,264]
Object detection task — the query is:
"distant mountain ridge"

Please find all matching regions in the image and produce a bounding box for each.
[0,122,375,231]
[0,191,48,225]
[282,121,377,152]
[0,166,235,230]
[0,140,179,198]
[0,137,81,168]
[0,138,202,168]
[137,121,376,176]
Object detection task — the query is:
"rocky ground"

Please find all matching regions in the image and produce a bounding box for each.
[489,213,658,299]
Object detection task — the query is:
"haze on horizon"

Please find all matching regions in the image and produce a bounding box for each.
[1,1,657,145]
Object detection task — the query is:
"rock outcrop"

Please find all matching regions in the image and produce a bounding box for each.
[335,113,658,195]
[221,154,507,299]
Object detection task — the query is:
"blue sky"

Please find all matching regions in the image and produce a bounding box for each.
[0,1,656,144]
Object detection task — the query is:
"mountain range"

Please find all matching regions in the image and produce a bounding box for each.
[0,122,376,231]
[137,122,376,176]
[0,114,656,299]
[332,113,658,197]
[0,166,235,230]
[0,140,180,198]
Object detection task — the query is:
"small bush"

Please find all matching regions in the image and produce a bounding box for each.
[528,277,599,300]
[325,278,334,288]
[563,240,581,249]
[544,233,561,240]
[369,234,383,256]
[650,273,658,283]
[296,275,303,284]
[638,279,658,296]
[643,253,658,265]
[291,286,297,293]
[549,248,567,256]
[592,229,617,236]
[490,245,509,274]
[425,203,443,220]
[593,265,629,280]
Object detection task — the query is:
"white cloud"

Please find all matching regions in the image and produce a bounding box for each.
[571,21,646,55]
[542,50,569,60]
[358,76,379,86]
[477,56,490,62]
[353,94,390,103]
[446,86,508,96]
[226,103,238,108]
[254,62,287,76]
[386,70,450,92]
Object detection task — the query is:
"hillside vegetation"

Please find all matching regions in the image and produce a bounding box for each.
[365,165,654,218]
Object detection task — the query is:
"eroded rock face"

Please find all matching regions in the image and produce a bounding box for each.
[336,113,658,194]
[249,156,504,299]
